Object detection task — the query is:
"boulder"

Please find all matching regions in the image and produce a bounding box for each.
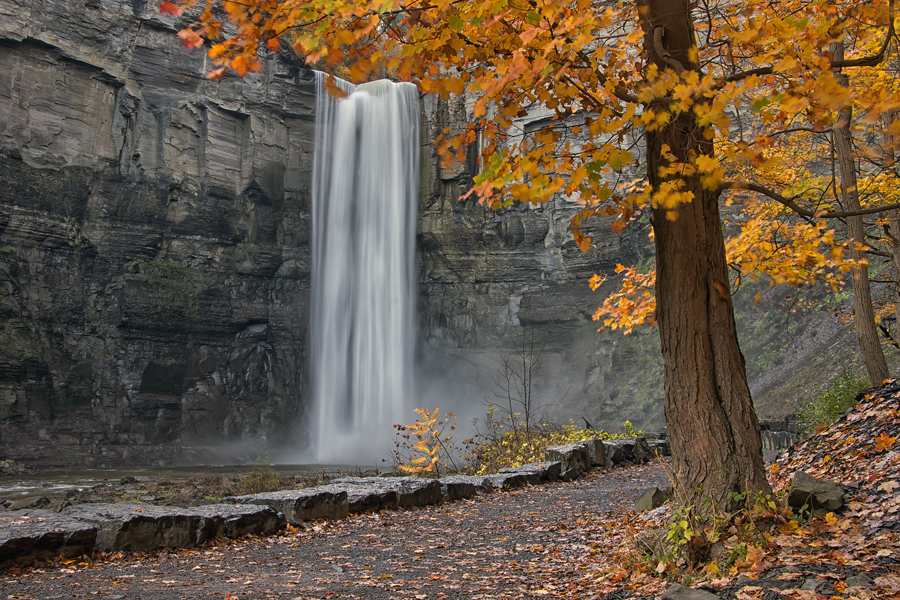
[62,503,200,552]
[604,437,654,466]
[635,487,671,512]
[648,439,671,457]
[225,488,349,524]
[483,471,540,491]
[580,439,607,467]
[500,461,561,482]
[545,442,590,478]
[438,476,481,501]
[315,483,400,513]
[63,502,284,552]
[332,477,443,509]
[8,497,51,511]
[787,471,844,513]
[183,504,285,540]
[0,510,96,569]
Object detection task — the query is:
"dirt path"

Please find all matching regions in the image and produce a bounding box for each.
[0,464,668,600]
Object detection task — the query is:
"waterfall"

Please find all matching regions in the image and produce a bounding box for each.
[310,72,420,463]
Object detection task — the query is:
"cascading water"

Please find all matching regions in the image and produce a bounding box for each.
[309,72,420,463]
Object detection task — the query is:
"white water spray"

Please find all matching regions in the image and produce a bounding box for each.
[310,73,420,463]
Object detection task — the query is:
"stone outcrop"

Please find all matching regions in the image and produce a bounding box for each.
[0,0,315,466]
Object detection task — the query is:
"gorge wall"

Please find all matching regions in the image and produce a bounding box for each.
[0,0,316,466]
[0,0,872,467]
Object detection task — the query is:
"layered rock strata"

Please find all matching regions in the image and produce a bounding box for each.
[0,0,315,465]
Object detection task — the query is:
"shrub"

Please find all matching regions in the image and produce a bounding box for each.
[389,407,463,476]
[237,454,280,494]
[464,414,642,475]
[797,370,868,436]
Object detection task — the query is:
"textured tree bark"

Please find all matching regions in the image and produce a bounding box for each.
[833,41,890,385]
[639,0,771,509]
[888,210,900,339]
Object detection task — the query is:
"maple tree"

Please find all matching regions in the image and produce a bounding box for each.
[159,0,900,508]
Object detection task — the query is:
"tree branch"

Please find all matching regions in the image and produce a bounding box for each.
[653,26,685,73]
[717,0,894,86]
[718,181,900,219]
[832,0,894,68]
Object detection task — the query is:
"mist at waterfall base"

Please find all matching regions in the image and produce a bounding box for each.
[304,73,420,465]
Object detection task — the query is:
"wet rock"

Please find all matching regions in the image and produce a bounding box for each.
[120,476,138,485]
[787,471,844,513]
[604,437,654,466]
[0,459,35,476]
[8,497,51,511]
[225,489,349,524]
[635,486,671,512]
[545,442,590,479]
[500,461,561,482]
[62,502,284,552]
[0,509,96,568]
[438,476,480,501]
[332,477,443,509]
[845,574,874,589]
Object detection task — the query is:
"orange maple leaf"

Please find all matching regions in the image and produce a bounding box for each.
[875,432,897,452]
[158,1,182,17]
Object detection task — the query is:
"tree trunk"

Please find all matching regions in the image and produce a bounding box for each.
[888,210,900,340]
[833,41,890,385]
[639,0,771,509]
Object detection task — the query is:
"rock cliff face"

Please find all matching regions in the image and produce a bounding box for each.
[0,0,316,466]
[416,95,665,433]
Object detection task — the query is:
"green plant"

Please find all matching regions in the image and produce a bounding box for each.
[622,421,645,437]
[237,454,280,495]
[797,370,868,436]
[117,492,144,503]
[132,259,201,316]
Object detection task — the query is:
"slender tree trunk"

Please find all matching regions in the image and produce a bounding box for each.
[833,41,890,385]
[888,210,900,338]
[639,0,771,509]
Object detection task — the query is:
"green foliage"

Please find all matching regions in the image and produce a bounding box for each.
[464,414,639,475]
[797,370,867,436]
[237,454,280,495]
[116,492,145,503]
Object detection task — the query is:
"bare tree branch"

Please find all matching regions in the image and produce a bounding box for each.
[719,181,900,218]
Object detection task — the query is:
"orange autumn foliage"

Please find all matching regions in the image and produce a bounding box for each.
[159,0,900,333]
